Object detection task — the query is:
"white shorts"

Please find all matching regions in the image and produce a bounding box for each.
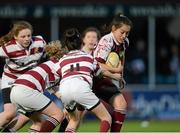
[59,77,99,110]
[10,85,51,114]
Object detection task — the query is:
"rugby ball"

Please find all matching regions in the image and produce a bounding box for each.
[106,52,120,68]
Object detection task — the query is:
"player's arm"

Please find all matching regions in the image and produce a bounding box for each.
[95,47,123,73]
[94,57,121,80]
[98,61,123,73]
[101,69,122,81]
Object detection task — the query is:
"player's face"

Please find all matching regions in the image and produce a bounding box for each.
[112,24,131,44]
[14,28,32,48]
[83,31,98,51]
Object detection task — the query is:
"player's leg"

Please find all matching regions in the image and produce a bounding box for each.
[10,114,29,131]
[58,108,70,132]
[0,75,21,131]
[58,108,86,132]
[28,112,43,132]
[10,85,64,132]
[71,79,112,132]
[76,108,87,130]
[57,78,79,132]
[64,105,87,132]
[0,88,17,128]
[93,80,127,132]
[39,101,64,132]
[110,93,127,132]
[51,95,67,132]
[0,104,16,128]
[91,102,112,132]
[58,117,69,132]
[65,109,80,132]
[1,114,29,132]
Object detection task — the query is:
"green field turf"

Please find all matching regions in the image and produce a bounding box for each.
[19,119,180,132]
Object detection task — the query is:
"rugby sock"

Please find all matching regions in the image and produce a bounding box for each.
[65,128,75,133]
[40,116,60,132]
[110,110,126,132]
[58,117,69,132]
[100,120,110,132]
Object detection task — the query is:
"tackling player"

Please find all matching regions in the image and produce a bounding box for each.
[54,28,122,132]
[58,27,101,132]
[10,40,66,132]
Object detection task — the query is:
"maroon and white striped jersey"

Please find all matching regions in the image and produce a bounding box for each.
[14,60,59,92]
[54,50,101,87]
[0,36,46,80]
[94,32,129,63]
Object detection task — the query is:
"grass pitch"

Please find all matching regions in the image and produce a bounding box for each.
[19,119,180,132]
[78,120,180,132]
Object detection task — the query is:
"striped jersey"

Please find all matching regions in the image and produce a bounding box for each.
[0,36,46,79]
[54,50,101,88]
[94,32,129,63]
[14,60,59,92]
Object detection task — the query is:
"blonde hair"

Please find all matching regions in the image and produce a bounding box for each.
[0,20,33,46]
[45,40,68,59]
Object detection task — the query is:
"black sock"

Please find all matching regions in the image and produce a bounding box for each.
[1,127,11,132]
[58,117,69,132]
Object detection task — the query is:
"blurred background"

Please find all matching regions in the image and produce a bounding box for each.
[0,0,180,131]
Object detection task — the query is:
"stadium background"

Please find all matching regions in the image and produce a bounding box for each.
[0,0,180,131]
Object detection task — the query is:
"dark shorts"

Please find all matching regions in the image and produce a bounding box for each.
[92,77,120,103]
[1,87,11,104]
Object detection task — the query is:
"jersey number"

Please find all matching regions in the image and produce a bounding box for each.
[70,63,80,72]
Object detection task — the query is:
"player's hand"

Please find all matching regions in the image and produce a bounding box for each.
[119,77,126,90]
[113,61,123,73]
[112,73,122,81]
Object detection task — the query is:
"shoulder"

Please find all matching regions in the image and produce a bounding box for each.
[3,39,16,47]
[31,36,46,47]
[32,36,46,45]
[98,33,114,47]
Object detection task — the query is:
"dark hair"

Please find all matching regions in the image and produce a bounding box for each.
[82,27,101,41]
[100,13,133,36]
[111,13,133,29]
[62,28,82,51]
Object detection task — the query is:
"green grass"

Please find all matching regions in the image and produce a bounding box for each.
[19,119,180,132]
[78,120,180,132]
